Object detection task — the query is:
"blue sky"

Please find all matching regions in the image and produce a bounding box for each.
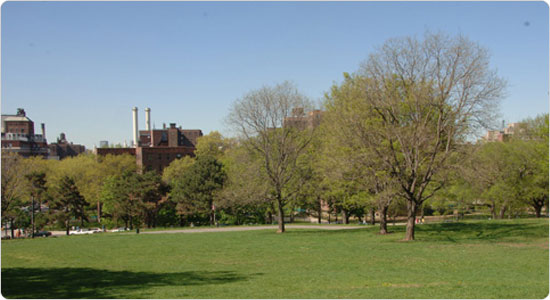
[2,1,548,148]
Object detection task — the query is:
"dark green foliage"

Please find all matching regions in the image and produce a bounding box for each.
[170,156,226,225]
[101,171,168,229]
[51,176,88,234]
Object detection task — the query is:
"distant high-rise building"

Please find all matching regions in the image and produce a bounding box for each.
[99,140,109,148]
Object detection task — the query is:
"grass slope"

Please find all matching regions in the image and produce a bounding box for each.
[1,219,548,299]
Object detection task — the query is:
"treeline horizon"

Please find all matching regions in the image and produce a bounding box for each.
[2,32,548,241]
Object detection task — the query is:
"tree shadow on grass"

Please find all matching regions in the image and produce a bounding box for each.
[281,228,370,236]
[415,221,548,243]
[1,267,257,299]
[278,221,548,243]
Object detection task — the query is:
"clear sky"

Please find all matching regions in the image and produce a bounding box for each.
[2,1,548,149]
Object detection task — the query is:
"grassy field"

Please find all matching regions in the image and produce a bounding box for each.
[1,219,548,299]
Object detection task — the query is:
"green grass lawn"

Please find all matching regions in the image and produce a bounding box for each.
[1,219,548,299]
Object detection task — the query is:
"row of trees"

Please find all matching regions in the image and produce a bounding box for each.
[2,32,547,241]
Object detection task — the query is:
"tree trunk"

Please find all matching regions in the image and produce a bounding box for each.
[379,205,388,235]
[535,205,542,218]
[499,205,506,219]
[10,219,14,239]
[405,200,417,241]
[317,197,322,224]
[129,215,133,230]
[533,200,543,218]
[97,201,101,223]
[66,220,70,236]
[370,208,375,225]
[342,210,349,224]
[490,204,496,219]
[266,211,273,224]
[276,194,285,233]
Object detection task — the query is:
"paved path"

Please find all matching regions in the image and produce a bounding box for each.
[49,223,410,236]
[141,225,366,234]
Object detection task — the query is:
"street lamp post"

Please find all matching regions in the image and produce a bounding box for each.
[31,196,35,238]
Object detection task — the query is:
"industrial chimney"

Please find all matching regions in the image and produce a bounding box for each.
[41,123,45,140]
[145,107,151,131]
[132,107,139,147]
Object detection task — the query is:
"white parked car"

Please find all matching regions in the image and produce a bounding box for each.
[89,228,103,233]
[69,229,92,235]
[110,227,128,232]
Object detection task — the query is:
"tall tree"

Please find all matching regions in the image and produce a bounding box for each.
[227,81,314,233]
[101,171,144,230]
[24,172,48,237]
[170,156,226,226]
[218,144,272,224]
[51,176,88,235]
[328,32,505,240]
[1,152,27,238]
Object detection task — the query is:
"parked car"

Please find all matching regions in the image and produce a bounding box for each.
[110,227,128,232]
[88,228,103,233]
[34,231,52,237]
[69,229,92,235]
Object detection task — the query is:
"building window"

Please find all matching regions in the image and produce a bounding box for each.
[148,155,152,161]
[166,154,170,160]
[158,154,162,160]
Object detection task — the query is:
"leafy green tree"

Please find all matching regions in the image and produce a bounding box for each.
[195,131,235,160]
[51,176,88,235]
[170,156,226,226]
[496,114,550,218]
[322,74,396,233]
[140,171,169,228]
[101,171,144,230]
[218,144,272,224]
[162,156,195,186]
[1,152,28,238]
[326,32,505,240]
[95,154,137,222]
[24,171,48,237]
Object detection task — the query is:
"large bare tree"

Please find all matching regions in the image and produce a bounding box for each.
[227,82,314,233]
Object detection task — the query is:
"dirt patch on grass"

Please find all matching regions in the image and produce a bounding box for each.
[382,282,448,288]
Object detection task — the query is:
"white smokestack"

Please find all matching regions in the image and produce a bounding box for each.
[132,107,138,147]
[145,107,151,131]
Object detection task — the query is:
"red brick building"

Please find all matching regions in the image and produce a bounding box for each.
[96,108,202,173]
[48,133,86,160]
[283,108,323,129]
[1,108,49,157]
